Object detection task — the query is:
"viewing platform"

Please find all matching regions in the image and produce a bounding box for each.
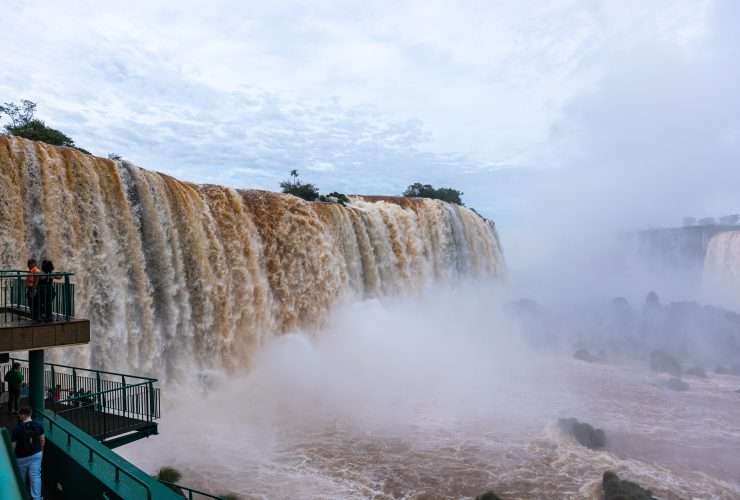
[0,270,90,351]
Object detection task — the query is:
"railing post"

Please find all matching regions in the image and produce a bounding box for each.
[122,375,127,415]
[72,367,78,398]
[147,381,155,421]
[96,371,102,410]
[50,364,56,406]
[63,274,71,320]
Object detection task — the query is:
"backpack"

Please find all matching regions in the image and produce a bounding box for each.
[15,422,41,457]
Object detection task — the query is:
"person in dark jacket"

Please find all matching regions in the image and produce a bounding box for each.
[38,260,58,322]
[4,362,24,414]
[12,406,45,499]
[25,259,41,321]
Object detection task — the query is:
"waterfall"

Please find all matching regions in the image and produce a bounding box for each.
[0,136,505,377]
[702,230,740,310]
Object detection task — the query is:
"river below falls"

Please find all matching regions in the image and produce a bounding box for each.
[121,351,740,499]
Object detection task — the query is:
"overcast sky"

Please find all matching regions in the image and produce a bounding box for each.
[2,0,738,228]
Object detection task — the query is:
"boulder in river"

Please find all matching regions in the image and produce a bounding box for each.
[558,418,606,449]
[603,471,657,500]
[573,349,600,363]
[664,378,689,391]
[650,350,681,377]
[476,492,504,500]
[685,366,707,378]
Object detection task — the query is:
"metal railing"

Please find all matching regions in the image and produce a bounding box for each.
[0,270,75,322]
[160,482,227,500]
[2,358,160,441]
[40,410,154,500]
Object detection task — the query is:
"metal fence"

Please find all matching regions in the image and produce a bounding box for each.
[2,358,160,441]
[0,270,75,323]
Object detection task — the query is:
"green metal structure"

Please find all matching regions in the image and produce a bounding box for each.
[0,428,30,500]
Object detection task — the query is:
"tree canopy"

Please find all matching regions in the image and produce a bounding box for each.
[403,182,464,205]
[0,99,87,152]
[280,170,320,201]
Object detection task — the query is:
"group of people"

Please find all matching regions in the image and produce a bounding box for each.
[3,362,44,499]
[25,258,58,322]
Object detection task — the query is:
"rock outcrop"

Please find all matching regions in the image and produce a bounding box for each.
[603,471,657,500]
[685,366,707,378]
[650,350,682,377]
[664,378,689,391]
[475,492,504,500]
[558,418,606,449]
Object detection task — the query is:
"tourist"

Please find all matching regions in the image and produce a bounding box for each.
[38,260,58,322]
[12,406,45,500]
[25,259,41,321]
[4,362,24,414]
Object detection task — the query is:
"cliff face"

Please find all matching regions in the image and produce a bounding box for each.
[0,136,505,376]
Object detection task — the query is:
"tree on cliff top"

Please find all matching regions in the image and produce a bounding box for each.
[403,182,464,205]
[280,170,320,201]
[0,99,87,152]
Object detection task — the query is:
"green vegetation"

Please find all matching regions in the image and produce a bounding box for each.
[279,170,351,205]
[280,169,320,201]
[0,99,88,152]
[319,192,350,205]
[403,182,464,205]
[156,466,182,483]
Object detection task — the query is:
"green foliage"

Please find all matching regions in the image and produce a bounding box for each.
[8,119,76,147]
[403,182,464,205]
[280,170,320,201]
[156,466,182,483]
[319,192,350,205]
[1,99,86,152]
[220,494,240,500]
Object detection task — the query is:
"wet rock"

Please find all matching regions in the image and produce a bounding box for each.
[573,349,600,363]
[685,366,707,378]
[558,418,606,449]
[664,378,689,391]
[476,492,504,500]
[603,471,657,500]
[650,350,681,377]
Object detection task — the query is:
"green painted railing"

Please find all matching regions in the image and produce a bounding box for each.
[0,269,75,322]
[0,429,29,500]
[40,409,184,500]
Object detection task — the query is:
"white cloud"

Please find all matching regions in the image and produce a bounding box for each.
[1,0,733,225]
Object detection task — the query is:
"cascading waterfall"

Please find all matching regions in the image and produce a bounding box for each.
[0,136,505,378]
[702,230,740,310]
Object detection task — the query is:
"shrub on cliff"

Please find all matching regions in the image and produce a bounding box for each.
[280,169,320,201]
[0,99,87,152]
[403,182,464,205]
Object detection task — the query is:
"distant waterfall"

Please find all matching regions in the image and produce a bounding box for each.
[0,136,505,377]
[702,230,740,310]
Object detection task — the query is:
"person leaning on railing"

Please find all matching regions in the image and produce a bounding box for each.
[38,260,59,322]
[25,259,41,321]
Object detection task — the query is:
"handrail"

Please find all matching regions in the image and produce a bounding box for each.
[10,356,158,383]
[40,410,153,500]
[159,481,225,500]
[0,270,75,321]
[56,380,150,404]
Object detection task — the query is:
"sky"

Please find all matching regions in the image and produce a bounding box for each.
[1,0,738,230]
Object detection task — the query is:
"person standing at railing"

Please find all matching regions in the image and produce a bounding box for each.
[12,406,45,500]
[38,260,58,322]
[4,362,24,414]
[25,259,41,321]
